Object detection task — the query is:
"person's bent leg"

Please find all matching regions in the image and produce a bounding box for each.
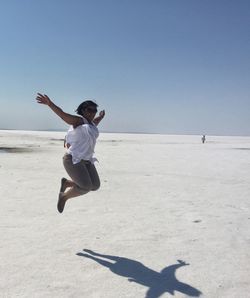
[86,162,101,191]
[58,154,94,213]
[63,154,93,193]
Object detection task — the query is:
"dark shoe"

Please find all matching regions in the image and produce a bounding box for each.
[57,192,66,213]
[60,177,67,193]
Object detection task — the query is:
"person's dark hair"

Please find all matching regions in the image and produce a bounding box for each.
[75,100,98,116]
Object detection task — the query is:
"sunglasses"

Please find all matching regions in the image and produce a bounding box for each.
[85,107,97,113]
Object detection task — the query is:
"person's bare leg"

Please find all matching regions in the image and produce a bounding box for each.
[60,178,76,193]
[63,186,85,200]
[57,186,88,213]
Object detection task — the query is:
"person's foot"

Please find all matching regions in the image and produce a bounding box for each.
[57,192,67,213]
[60,177,67,193]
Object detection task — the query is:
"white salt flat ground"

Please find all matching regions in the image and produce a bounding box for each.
[0,130,250,298]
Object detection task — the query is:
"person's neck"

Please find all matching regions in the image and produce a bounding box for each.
[86,118,93,125]
[83,116,92,124]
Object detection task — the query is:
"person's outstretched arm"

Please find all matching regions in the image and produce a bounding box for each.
[36,93,83,128]
[93,110,105,126]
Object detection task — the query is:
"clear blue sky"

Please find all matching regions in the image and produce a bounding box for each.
[0,0,249,135]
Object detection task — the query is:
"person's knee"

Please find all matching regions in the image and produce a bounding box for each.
[91,181,100,191]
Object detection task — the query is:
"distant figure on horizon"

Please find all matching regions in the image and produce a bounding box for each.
[36,93,105,213]
[201,135,206,144]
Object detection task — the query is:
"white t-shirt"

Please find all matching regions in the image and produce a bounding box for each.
[65,117,99,164]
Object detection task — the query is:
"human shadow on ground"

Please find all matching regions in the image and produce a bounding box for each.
[76,249,202,298]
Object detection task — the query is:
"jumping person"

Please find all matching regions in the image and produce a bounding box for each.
[36,93,105,213]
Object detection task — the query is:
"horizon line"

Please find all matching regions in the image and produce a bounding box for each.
[0,128,249,138]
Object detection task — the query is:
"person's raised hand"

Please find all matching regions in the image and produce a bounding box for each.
[99,110,105,119]
[36,93,52,106]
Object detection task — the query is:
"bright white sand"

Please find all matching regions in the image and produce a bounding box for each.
[0,130,250,298]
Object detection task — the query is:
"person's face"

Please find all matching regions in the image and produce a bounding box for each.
[82,106,97,121]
